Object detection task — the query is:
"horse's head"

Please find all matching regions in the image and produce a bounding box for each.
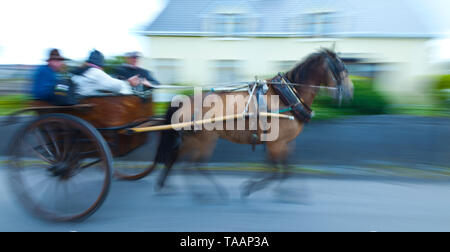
[285,49,354,105]
[321,49,354,104]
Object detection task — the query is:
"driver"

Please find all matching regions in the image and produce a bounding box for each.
[113,51,160,91]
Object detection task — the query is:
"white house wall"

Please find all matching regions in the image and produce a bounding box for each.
[142,36,438,103]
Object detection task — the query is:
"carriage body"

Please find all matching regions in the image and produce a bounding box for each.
[29,95,155,157]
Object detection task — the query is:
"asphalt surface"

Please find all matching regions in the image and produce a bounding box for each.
[2,171,450,231]
[0,115,449,231]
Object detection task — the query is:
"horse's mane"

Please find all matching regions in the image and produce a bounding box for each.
[285,49,338,83]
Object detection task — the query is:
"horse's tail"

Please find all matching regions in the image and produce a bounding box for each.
[154,106,181,167]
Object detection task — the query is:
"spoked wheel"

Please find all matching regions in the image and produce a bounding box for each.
[7,114,113,222]
[114,161,157,180]
[113,132,160,181]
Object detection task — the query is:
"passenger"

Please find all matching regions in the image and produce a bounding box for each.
[114,51,160,91]
[72,50,143,96]
[31,49,67,103]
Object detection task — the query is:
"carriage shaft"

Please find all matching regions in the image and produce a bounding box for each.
[127,112,294,133]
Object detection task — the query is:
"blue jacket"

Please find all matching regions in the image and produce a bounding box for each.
[31,65,57,100]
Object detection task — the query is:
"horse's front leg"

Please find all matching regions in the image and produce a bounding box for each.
[240,160,280,198]
[188,161,229,201]
[155,156,177,191]
[272,148,310,204]
[241,141,290,197]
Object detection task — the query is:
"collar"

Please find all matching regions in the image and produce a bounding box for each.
[86,63,103,70]
[271,73,313,122]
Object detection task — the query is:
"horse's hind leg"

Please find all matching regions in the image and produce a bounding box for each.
[155,157,177,191]
[182,133,228,199]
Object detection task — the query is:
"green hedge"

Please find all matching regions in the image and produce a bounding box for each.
[346,77,389,114]
[0,95,30,115]
[312,77,389,118]
[433,75,450,106]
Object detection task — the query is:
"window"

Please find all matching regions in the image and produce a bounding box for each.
[214,13,247,36]
[304,12,336,36]
[153,59,181,84]
[213,60,242,84]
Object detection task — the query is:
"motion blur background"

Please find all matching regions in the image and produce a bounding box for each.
[1,0,450,232]
[0,0,449,117]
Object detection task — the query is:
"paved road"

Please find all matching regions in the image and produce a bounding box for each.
[0,115,449,231]
[2,169,450,232]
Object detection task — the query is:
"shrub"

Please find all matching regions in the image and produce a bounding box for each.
[433,75,450,107]
[348,77,389,114]
[313,76,389,116]
[0,94,30,115]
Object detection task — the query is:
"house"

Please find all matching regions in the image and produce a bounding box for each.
[140,0,445,103]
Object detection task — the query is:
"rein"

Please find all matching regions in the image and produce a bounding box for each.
[145,79,338,92]
[266,81,338,91]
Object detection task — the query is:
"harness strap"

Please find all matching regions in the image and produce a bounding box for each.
[271,73,313,122]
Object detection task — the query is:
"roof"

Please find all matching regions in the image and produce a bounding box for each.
[142,0,441,38]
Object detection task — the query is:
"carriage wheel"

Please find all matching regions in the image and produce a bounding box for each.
[113,132,159,181]
[114,161,157,180]
[7,114,113,221]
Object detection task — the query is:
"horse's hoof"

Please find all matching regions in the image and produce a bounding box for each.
[154,184,177,196]
[191,192,223,205]
[240,181,253,199]
[216,186,229,201]
[272,187,309,204]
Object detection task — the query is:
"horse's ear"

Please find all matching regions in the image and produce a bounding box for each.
[331,42,336,52]
[319,46,329,56]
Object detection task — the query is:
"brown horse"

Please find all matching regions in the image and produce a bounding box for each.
[153,49,354,197]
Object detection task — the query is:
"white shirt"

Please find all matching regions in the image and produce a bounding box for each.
[72,67,133,96]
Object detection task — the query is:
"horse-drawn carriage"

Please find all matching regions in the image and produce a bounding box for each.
[6,91,296,221]
[5,49,353,222]
[7,94,166,221]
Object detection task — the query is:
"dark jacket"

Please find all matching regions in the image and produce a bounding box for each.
[114,64,160,85]
[31,65,58,100]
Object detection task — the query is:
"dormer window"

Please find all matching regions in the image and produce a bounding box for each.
[304,12,336,36]
[214,13,247,36]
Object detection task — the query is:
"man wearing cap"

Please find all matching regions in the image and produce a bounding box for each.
[114,51,160,91]
[72,50,142,96]
[31,49,67,102]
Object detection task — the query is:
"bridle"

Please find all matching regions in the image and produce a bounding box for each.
[265,52,347,108]
[267,52,347,91]
[323,52,347,106]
